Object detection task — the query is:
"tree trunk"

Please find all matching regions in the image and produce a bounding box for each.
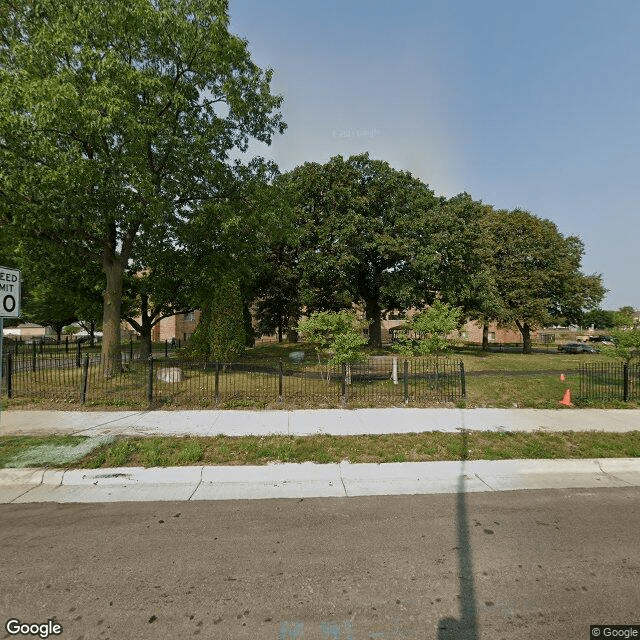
[515,320,532,354]
[101,257,124,374]
[365,299,382,349]
[139,328,152,360]
[277,320,283,343]
[482,323,489,351]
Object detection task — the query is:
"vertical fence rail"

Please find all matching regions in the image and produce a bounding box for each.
[80,355,89,403]
[147,357,154,404]
[580,362,637,403]
[623,363,629,402]
[7,352,12,398]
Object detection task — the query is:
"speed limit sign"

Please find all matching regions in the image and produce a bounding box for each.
[0,266,21,318]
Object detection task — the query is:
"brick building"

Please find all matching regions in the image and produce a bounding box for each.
[130,303,535,347]
[123,311,202,344]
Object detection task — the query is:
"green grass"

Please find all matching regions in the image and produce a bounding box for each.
[465,372,571,408]
[2,432,639,469]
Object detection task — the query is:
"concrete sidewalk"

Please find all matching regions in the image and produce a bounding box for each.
[1,458,639,504]
[2,407,639,436]
[1,408,638,504]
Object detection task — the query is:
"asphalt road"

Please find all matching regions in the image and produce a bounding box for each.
[1,487,639,640]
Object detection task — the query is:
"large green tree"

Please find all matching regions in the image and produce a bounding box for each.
[580,308,616,330]
[121,241,194,359]
[0,0,285,369]
[1,229,105,339]
[613,306,637,328]
[253,240,302,343]
[432,193,501,350]
[484,209,605,353]
[280,154,443,347]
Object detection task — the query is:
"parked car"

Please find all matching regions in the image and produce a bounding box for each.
[588,335,614,345]
[558,342,599,354]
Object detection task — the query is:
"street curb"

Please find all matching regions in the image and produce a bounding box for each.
[2,458,639,487]
[1,458,639,504]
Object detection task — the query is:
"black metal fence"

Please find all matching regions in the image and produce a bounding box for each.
[1,353,465,407]
[579,362,640,402]
[2,337,182,360]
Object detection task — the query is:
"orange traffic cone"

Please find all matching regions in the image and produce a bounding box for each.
[560,373,565,381]
[559,388,573,406]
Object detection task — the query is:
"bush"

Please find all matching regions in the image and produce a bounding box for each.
[297,311,367,364]
[392,301,461,356]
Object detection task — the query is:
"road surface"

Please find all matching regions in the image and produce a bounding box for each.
[1,487,638,640]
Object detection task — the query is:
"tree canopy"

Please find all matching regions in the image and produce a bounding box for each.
[0,0,285,368]
[483,209,605,353]
[279,153,443,347]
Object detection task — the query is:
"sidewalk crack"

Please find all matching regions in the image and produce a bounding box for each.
[474,472,496,491]
[9,467,46,503]
[597,460,632,486]
[70,411,148,436]
[9,486,38,503]
[187,467,204,500]
[338,463,349,497]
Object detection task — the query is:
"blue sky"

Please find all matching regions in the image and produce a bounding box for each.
[229,0,640,310]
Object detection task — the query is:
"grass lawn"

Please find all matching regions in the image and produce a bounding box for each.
[1,431,639,469]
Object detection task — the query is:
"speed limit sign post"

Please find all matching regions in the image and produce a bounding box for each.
[1,266,21,421]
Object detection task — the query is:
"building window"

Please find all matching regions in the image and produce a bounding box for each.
[488,332,496,342]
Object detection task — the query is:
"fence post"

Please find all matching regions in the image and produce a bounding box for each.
[403,360,409,404]
[147,356,154,403]
[76,341,81,368]
[459,360,466,399]
[278,359,283,401]
[81,355,89,404]
[341,363,347,405]
[214,362,220,404]
[7,352,12,398]
[32,341,37,372]
[623,362,629,402]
